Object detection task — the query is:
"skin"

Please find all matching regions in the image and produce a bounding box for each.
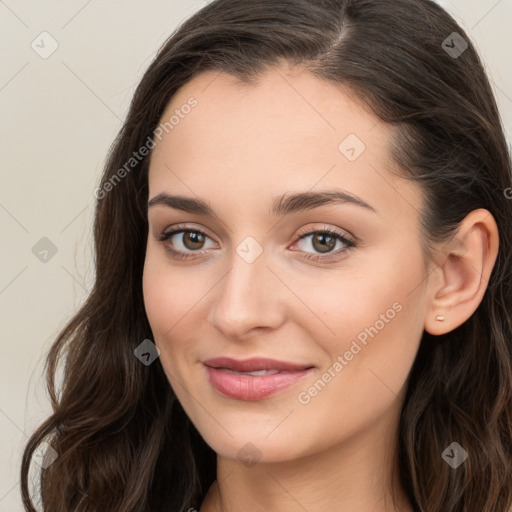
[142,62,499,512]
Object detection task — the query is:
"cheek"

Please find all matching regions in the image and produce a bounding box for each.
[302,246,424,347]
[142,249,206,336]
[142,251,211,381]
[286,276,425,458]
[297,245,426,411]
[295,243,426,394]
[142,255,171,335]
[142,254,185,366]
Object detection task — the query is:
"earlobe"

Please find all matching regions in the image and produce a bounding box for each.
[424,208,499,336]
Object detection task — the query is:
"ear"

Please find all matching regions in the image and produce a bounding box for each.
[424,208,499,335]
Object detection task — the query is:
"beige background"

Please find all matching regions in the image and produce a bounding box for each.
[1,0,511,510]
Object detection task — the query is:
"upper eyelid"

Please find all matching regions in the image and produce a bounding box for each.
[297,226,354,241]
[161,224,218,244]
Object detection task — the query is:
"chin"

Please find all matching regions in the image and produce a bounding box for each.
[194,420,319,466]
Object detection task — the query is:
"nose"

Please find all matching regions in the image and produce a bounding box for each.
[207,241,286,341]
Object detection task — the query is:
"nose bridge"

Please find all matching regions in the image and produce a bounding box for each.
[208,236,284,339]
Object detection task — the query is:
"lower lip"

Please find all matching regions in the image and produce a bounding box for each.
[204,366,314,401]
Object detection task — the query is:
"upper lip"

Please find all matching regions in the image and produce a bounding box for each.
[203,357,313,372]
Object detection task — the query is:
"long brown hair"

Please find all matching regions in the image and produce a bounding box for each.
[21,0,512,510]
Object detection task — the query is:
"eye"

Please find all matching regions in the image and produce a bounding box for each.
[157,224,216,259]
[291,226,356,262]
[157,224,357,263]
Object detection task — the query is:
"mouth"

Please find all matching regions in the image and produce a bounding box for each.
[202,357,315,401]
[203,356,314,372]
[213,368,292,376]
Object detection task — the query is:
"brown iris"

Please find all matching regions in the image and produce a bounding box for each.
[182,231,206,250]
[311,233,336,253]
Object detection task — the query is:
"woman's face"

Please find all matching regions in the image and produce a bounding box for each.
[143,63,430,464]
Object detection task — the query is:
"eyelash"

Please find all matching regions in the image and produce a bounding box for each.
[157,223,357,263]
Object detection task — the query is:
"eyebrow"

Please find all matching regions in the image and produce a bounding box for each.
[147,189,378,216]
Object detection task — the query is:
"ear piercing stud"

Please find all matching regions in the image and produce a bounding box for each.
[436,315,445,322]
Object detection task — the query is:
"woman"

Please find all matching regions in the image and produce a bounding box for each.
[21,0,512,511]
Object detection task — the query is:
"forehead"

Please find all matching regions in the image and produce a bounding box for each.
[147,64,422,220]
[153,64,386,159]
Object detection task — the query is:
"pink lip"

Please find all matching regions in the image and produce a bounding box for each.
[203,357,315,401]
